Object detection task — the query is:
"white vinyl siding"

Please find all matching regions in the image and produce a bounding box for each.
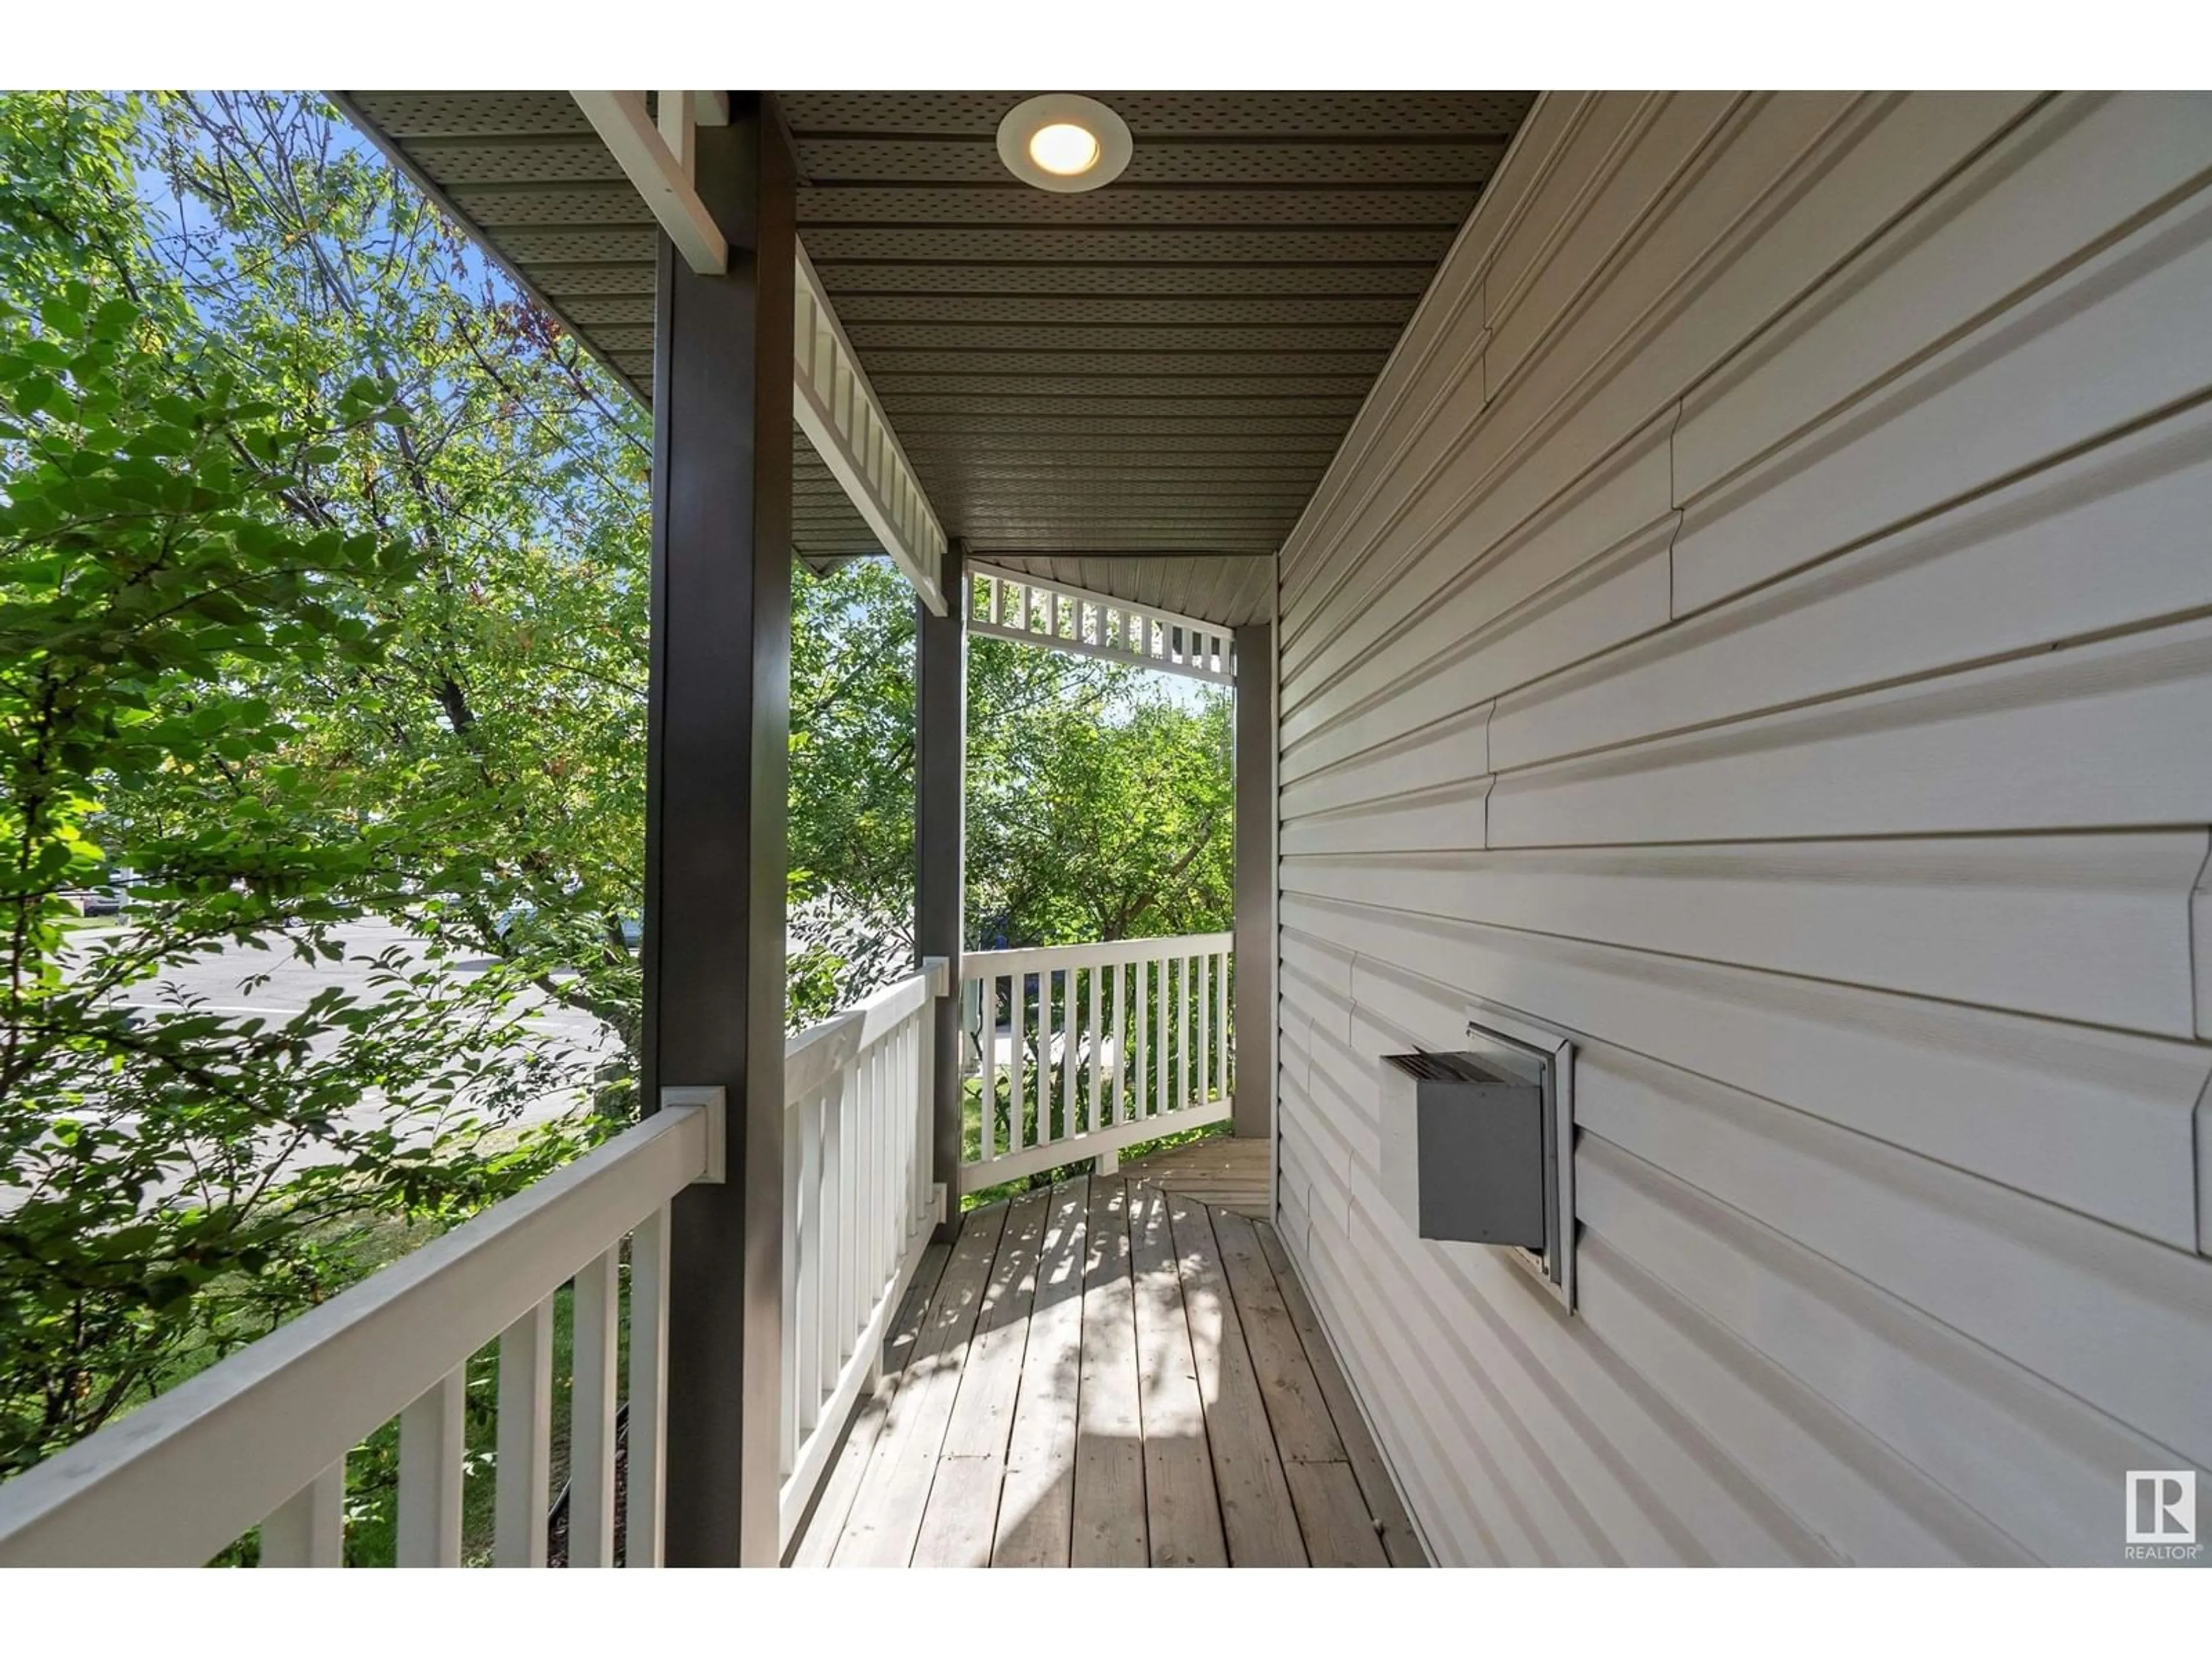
[1272,90,2212,1566]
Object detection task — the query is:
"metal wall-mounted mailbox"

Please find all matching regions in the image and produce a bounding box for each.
[1379,1048,1547,1247]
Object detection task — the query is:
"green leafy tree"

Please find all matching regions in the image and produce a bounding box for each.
[0,91,590,1475]
[786,561,1237,1028]
[136,93,653,1109]
[0,86,1240,1498]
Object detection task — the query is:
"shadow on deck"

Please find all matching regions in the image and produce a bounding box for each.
[790,1175,1425,1567]
[1115,1134,1271,1217]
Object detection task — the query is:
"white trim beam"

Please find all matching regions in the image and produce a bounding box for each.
[792,240,949,613]
[570,90,728,275]
[967,560,1236,685]
[568,93,950,615]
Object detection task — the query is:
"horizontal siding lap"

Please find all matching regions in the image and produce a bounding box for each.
[1674,92,2212,508]
[1675,179,2212,612]
[1281,517,1671,778]
[1300,1195,1619,1565]
[1282,1015,1381,1193]
[1570,1233,2031,1566]
[1339,945,2209,1460]
[1278,778,1491,858]
[1281,93,1692,679]
[1575,1045,2212,1474]
[1279,834,2209,1036]
[1271,88,2212,1567]
[1278,91,1594,620]
[1277,313,1491,645]
[1487,615,2212,849]
[1283,92,2033,719]
[1278,701,1489,820]
[1300,892,2208,1250]
[1579,1135,2191,1565]
[1309,995,2158,1566]
[1279,411,1675,748]
[1493,396,2212,771]
[1308,1123,1836,1565]
[1480,93,1745,386]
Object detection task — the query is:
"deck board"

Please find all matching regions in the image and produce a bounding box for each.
[794,1185,1416,1568]
[992,1180,1088,1566]
[1070,1179,1149,1567]
[1118,1134,1270,1217]
[1128,1182,1229,1567]
[830,1203,1006,1566]
[1210,1210,1343,1462]
[912,1190,1047,1566]
[1255,1219,1428,1567]
[788,1239,951,1566]
[1166,1194,1306,1566]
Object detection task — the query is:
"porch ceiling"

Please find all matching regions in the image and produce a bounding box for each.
[335,90,1535,619]
[782,92,1532,563]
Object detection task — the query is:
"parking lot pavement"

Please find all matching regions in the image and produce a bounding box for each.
[90,917,618,1135]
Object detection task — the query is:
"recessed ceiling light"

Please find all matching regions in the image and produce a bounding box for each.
[997,94,1132,194]
[1028,122,1101,177]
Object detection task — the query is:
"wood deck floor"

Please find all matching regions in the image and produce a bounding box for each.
[791,1177,1425,1567]
[1115,1134,1271,1217]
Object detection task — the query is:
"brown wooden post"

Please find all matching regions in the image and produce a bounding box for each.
[916,544,967,1224]
[640,94,794,1568]
[1233,622,1276,1144]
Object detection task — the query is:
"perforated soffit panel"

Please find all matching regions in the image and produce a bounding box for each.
[338,90,1533,622]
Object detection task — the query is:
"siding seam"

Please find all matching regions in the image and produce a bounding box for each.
[1276,859,2204,1046]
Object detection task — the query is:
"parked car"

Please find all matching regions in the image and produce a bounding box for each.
[493,902,641,951]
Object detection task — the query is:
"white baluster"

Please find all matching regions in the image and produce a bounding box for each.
[822,1059,846,1404]
[1097,960,1115,1132]
[494,1297,553,1567]
[1058,968,1074,1146]
[1159,956,1173,1113]
[781,1098,802,1479]
[915,1001,935,1225]
[627,1206,671,1568]
[1203,955,1221,1110]
[979,973,997,1165]
[1011,969,1028,1152]
[797,1089,824,1438]
[570,1245,619,1567]
[262,1459,345,1568]
[396,1368,465,1567]
[1084,966,1099,1134]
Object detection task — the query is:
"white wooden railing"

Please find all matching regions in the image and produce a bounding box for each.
[0,960,950,1567]
[0,1090,722,1567]
[960,933,1233,1193]
[778,958,945,1546]
[968,562,1236,686]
